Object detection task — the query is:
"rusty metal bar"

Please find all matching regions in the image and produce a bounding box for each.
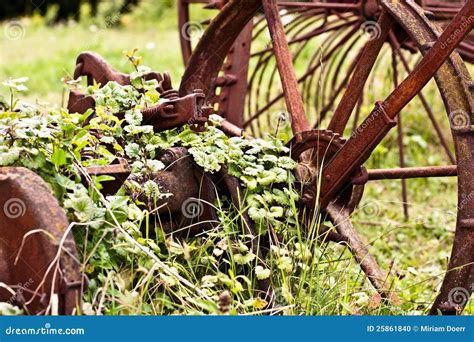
[262,0,311,134]
[218,21,253,126]
[383,0,474,118]
[319,1,473,208]
[367,165,458,180]
[389,31,456,164]
[425,6,464,14]
[278,1,361,10]
[327,11,394,134]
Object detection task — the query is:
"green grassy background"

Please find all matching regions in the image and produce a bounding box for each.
[0,2,184,105]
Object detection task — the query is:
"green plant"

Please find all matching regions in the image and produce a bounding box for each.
[1,77,28,111]
[0,52,313,315]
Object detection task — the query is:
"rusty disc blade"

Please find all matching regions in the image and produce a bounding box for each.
[0,167,82,315]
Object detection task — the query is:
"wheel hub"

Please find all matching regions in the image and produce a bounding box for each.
[289,129,365,213]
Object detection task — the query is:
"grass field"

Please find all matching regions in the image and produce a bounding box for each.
[0,1,472,315]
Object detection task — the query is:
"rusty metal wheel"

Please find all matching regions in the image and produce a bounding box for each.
[0,168,82,315]
[180,0,473,314]
[178,0,473,219]
[178,1,472,129]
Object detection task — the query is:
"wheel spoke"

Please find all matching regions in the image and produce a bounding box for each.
[389,31,456,164]
[326,202,393,299]
[251,17,358,57]
[244,23,360,128]
[314,36,364,127]
[262,0,311,135]
[327,11,394,134]
[392,47,409,219]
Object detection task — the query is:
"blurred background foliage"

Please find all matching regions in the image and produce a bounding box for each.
[0,1,161,23]
[0,0,183,105]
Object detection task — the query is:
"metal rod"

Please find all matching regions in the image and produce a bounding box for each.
[319,1,473,208]
[392,48,409,219]
[328,11,394,134]
[383,0,474,118]
[278,1,361,10]
[262,0,311,134]
[367,165,457,180]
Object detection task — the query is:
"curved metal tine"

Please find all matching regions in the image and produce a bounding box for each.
[313,30,363,127]
[327,11,394,135]
[278,1,361,11]
[244,23,360,129]
[262,0,310,136]
[251,12,356,58]
[265,11,332,121]
[258,10,319,132]
[309,26,357,121]
[291,18,356,125]
[391,46,409,219]
[273,22,355,130]
[256,18,350,127]
[246,22,357,128]
[326,202,395,300]
[388,31,456,164]
[251,6,310,44]
[248,12,334,134]
[352,94,363,133]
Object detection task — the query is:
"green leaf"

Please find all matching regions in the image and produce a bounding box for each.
[124,109,143,126]
[278,156,297,169]
[125,142,140,158]
[257,170,276,186]
[51,146,67,167]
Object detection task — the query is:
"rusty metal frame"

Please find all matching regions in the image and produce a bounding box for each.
[179,0,473,314]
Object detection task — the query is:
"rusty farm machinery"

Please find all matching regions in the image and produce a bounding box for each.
[0,0,473,315]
